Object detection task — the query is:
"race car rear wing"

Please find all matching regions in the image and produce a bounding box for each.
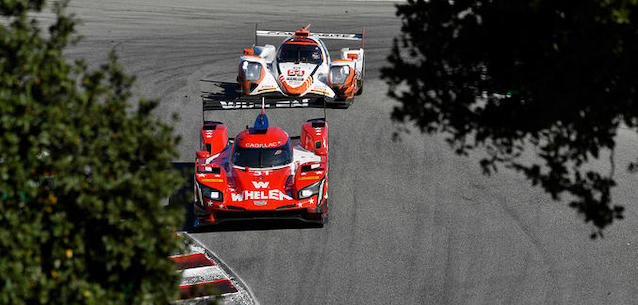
[254,24,365,48]
[256,30,363,41]
[201,95,330,130]
[202,93,333,111]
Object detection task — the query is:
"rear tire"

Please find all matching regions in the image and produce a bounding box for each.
[330,99,352,109]
[355,58,365,96]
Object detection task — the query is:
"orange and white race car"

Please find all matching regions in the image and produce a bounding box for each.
[236,24,365,108]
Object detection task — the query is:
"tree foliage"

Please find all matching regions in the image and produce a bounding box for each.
[0,0,187,303]
[383,0,638,238]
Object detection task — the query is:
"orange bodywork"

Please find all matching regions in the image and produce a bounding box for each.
[279,75,312,95]
[238,60,265,95]
[330,65,357,99]
[284,41,318,46]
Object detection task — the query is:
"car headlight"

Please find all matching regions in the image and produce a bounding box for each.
[298,178,324,199]
[242,61,262,81]
[201,185,224,202]
[329,66,350,85]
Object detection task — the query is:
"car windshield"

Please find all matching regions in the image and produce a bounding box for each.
[232,141,292,168]
[277,44,322,64]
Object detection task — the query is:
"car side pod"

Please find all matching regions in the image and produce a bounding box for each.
[201,121,228,155]
[238,49,266,95]
[328,60,357,101]
[301,119,328,154]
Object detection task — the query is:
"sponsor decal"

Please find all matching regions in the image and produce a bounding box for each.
[299,176,320,180]
[256,30,294,37]
[219,101,271,109]
[202,178,223,182]
[316,33,362,40]
[275,98,310,108]
[257,87,276,93]
[231,189,292,201]
[243,142,280,148]
[218,99,310,109]
[287,68,305,76]
[254,200,267,206]
[310,89,330,95]
[252,170,271,176]
[251,181,269,189]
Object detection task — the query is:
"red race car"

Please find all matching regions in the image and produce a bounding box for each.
[193,107,329,226]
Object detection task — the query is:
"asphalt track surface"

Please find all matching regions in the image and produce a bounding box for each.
[65,1,638,304]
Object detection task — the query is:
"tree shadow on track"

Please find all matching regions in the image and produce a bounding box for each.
[168,162,196,231]
[200,79,240,101]
[188,219,323,233]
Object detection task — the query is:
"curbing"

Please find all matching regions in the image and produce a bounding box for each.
[173,232,259,305]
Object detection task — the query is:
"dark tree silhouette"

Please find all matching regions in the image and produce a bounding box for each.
[382,0,638,238]
[0,0,200,303]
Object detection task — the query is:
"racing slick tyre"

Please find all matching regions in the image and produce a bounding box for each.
[321,213,329,225]
[306,201,328,227]
[330,99,352,109]
[192,202,216,228]
[307,212,328,228]
[355,58,365,96]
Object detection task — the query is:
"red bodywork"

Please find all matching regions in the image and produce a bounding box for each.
[193,112,329,226]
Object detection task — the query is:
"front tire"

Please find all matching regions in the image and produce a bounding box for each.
[306,212,328,228]
[320,213,329,225]
[306,200,328,227]
[329,99,352,109]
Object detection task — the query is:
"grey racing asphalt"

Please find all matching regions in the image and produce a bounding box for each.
[65,0,638,304]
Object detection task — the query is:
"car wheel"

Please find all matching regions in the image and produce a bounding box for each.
[335,99,352,109]
[321,212,329,225]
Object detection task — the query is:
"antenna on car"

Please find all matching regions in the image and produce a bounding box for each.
[252,97,269,133]
[254,23,258,46]
[323,97,327,122]
[361,26,365,49]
